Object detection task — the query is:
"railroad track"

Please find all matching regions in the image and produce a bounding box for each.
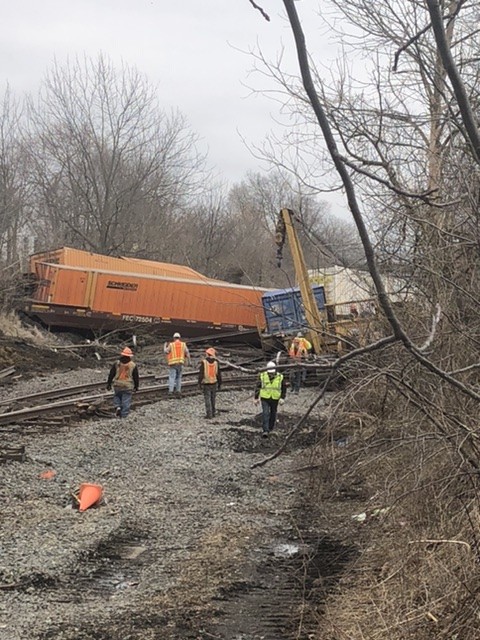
[0,373,254,428]
[0,374,158,409]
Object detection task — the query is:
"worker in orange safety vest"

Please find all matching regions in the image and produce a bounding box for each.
[288,332,311,394]
[106,346,139,417]
[198,347,222,419]
[164,332,191,397]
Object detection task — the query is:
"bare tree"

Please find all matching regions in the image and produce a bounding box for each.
[246,1,480,637]
[26,54,206,256]
[0,86,28,265]
[227,170,362,286]
[176,184,231,278]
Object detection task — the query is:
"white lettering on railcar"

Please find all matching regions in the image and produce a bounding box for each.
[122,315,154,323]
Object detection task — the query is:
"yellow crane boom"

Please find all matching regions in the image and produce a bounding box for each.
[275,208,324,354]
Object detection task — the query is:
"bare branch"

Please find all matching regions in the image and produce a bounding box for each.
[418,303,441,352]
[248,0,270,22]
[426,0,480,163]
[282,0,480,403]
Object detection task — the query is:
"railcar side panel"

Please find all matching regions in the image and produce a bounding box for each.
[262,285,326,334]
[29,246,205,280]
[33,263,89,307]
[90,272,265,327]
[27,261,267,333]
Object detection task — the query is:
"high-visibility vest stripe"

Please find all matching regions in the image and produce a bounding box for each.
[289,341,307,359]
[114,361,135,389]
[202,360,218,384]
[167,341,186,365]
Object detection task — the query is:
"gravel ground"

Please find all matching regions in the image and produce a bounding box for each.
[0,365,330,640]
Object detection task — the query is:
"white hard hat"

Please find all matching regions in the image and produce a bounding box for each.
[173,332,181,338]
[266,361,276,370]
[296,331,303,338]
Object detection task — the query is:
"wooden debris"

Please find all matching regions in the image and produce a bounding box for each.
[75,398,107,417]
[0,444,25,463]
[0,366,15,379]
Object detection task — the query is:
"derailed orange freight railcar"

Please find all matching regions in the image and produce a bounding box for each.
[28,246,206,280]
[26,260,268,337]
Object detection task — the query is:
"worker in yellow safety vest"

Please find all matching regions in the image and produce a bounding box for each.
[198,347,222,419]
[254,361,287,437]
[164,332,191,397]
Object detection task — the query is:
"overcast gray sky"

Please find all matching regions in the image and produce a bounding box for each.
[1,1,348,216]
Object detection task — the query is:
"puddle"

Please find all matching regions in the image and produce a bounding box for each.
[272,542,301,557]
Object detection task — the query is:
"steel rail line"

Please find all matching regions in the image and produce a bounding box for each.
[0,375,158,408]
[0,374,254,427]
[0,356,265,410]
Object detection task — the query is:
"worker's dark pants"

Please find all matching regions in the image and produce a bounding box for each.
[289,367,303,393]
[261,398,279,433]
[113,388,132,418]
[202,383,218,418]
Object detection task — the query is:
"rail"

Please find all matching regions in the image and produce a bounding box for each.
[0,374,157,408]
[0,373,254,427]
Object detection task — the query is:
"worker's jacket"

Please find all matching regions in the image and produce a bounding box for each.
[166,340,188,365]
[199,359,221,385]
[259,371,284,400]
[112,360,136,390]
[289,340,308,360]
[298,337,312,352]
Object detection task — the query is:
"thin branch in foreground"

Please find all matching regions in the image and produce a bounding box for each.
[248,0,270,21]
[251,369,334,470]
[418,303,441,352]
[448,362,480,375]
[393,23,432,72]
[408,539,471,551]
[251,334,399,470]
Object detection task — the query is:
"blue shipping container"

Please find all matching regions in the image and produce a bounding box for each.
[262,285,325,334]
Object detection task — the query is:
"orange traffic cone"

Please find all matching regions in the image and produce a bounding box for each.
[78,483,103,512]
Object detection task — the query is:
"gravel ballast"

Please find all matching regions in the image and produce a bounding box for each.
[0,366,328,640]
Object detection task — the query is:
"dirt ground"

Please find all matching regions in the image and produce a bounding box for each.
[0,333,102,375]
[0,338,362,640]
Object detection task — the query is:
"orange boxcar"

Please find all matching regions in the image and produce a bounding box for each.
[26,259,269,336]
[28,247,205,281]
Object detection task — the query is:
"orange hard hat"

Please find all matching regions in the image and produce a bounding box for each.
[121,347,133,357]
[205,347,216,357]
